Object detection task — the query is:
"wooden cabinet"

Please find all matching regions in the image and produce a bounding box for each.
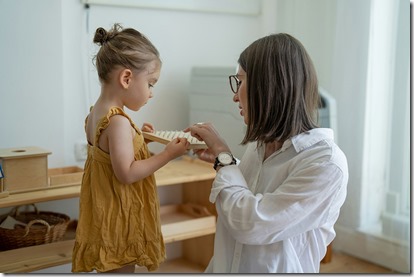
[0,156,216,273]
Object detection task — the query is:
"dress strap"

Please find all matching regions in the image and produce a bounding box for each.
[94,107,141,146]
[83,106,94,133]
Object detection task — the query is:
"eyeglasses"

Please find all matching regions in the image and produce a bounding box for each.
[228,75,241,94]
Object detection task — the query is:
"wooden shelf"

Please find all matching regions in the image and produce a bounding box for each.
[0,203,216,273]
[0,239,74,273]
[135,258,205,273]
[0,243,209,274]
[161,204,216,243]
[0,156,215,209]
[0,186,81,209]
[0,156,217,273]
[155,156,215,186]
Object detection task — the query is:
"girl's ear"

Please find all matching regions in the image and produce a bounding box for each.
[120,69,132,89]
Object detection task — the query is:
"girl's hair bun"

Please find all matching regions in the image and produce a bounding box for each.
[93,23,160,82]
[93,27,109,46]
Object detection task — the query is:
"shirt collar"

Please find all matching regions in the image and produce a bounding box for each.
[290,128,334,153]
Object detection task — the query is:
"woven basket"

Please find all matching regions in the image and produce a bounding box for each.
[0,204,70,251]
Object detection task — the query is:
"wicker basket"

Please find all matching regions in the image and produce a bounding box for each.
[0,204,70,251]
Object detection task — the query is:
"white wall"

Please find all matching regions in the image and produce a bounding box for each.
[0,0,264,206]
[0,0,65,166]
[84,3,263,133]
[271,0,369,229]
[274,0,409,272]
[273,0,338,92]
[0,0,270,273]
[0,0,408,273]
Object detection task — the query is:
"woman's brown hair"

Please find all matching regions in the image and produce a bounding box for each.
[93,23,161,83]
[238,33,319,145]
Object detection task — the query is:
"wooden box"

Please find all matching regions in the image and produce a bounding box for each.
[0,146,51,194]
[48,166,83,187]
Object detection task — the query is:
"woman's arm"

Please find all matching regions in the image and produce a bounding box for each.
[211,160,347,245]
[184,123,231,163]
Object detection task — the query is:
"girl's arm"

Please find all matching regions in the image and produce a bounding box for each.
[106,115,188,184]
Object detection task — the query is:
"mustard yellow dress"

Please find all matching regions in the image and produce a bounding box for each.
[72,107,165,272]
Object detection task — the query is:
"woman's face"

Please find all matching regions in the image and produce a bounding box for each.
[233,66,248,125]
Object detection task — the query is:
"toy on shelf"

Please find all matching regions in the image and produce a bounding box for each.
[0,146,51,195]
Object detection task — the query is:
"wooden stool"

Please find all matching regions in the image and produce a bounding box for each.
[321,243,332,263]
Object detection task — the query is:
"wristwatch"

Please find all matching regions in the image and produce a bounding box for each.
[214,152,237,170]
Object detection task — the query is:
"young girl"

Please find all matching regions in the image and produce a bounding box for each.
[72,24,189,273]
[186,33,348,273]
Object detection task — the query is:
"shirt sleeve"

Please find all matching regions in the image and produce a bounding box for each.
[209,161,347,245]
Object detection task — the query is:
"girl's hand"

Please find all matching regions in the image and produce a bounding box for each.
[183,122,231,158]
[141,122,155,144]
[141,122,155,132]
[164,137,189,160]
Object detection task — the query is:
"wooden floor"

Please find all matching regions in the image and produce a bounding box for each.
[320,251,398,273]
[135,251,398,274]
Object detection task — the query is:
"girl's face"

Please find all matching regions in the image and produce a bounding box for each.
[125,60,161,111]
[233,66,248,124]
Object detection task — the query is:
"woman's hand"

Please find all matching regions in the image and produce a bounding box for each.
[184,122,231,160]
[191,148,216,164]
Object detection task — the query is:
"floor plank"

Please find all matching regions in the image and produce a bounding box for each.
[135,251,398,274]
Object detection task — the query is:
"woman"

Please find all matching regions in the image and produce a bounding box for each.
[185,33,348,273]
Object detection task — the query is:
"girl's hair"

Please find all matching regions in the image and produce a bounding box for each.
[93,23,161,83]
[238,33,319,145]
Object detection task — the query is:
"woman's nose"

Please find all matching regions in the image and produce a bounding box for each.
[233,93,239,103]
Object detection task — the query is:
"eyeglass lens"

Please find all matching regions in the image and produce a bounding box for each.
[229,76,239,94]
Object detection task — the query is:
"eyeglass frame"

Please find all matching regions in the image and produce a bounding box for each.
[228,75,242,94]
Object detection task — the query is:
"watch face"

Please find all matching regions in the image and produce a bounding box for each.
[218,152,233,165]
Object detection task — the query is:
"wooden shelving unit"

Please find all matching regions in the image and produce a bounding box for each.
[0,156,217,273]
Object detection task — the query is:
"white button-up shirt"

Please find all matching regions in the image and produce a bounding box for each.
[205,128,348,273]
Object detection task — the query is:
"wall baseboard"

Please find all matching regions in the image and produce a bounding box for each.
[332,224,410,273]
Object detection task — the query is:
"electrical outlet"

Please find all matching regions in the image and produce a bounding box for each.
[75,141,88,161]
